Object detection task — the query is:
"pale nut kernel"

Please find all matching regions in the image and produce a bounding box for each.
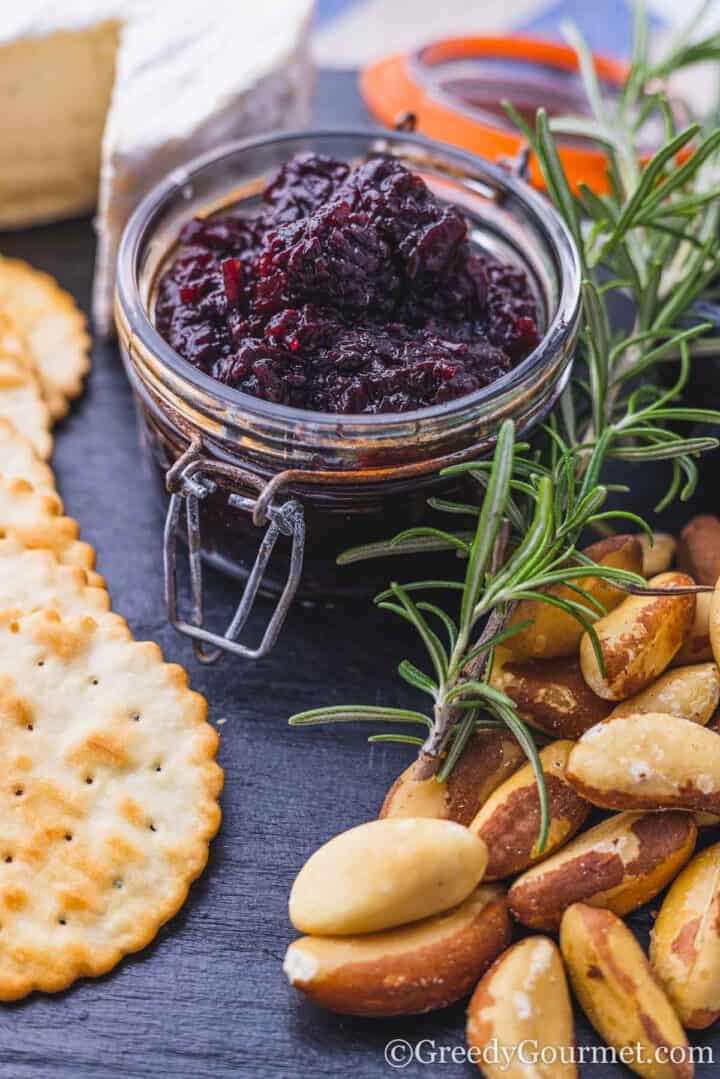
[284,884,511,1017]
[289,818,488,935]
[504,535,643,661]
[566,712,720,814]
[579,572,696,701]
[469,741,590,881]
[380,727,525,825]
[508,810,696,932]
[651,842,720,1029]
[638,532,676,578]
[561,903,692,1079]
[467,936,576,1078]
[609,663,720,726]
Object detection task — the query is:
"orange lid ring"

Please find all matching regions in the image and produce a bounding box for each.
[361,35,662,195]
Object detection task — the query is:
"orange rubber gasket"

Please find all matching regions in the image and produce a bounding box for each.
[360,35,630,194]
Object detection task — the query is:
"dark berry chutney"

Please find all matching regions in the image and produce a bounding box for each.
[155,153,540,415]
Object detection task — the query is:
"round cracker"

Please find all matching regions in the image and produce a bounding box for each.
[0,257,90,418]
[0,608,222,1000]
[0,537,108,618]
[0,309,34,372]
[0,356,52,460]
[0,475,101,586]
[0,419,55,490]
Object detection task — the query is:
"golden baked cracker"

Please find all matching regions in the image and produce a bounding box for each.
[0,419,55,491]
[0,609,223,1000]
[0,257,90,418]
[0,309,34,372]
[0,357,52,460]
[0,475,102,587]
[0,537,108,618]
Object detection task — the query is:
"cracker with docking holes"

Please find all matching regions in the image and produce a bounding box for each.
[0,537,108,619]
[0,257,90,418]
[0,609,223,1000]
[0,352,52,460]
[0,419,55,491]
[0,475,102,589]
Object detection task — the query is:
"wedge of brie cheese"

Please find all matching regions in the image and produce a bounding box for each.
[0,8,120,230]
[0,1,315,336]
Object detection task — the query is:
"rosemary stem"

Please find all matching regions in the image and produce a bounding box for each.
[414,521,513,780]
[414,700,454,780]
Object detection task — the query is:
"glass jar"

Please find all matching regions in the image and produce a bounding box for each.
[115,129,581,661]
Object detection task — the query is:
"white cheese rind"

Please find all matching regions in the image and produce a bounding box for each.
[93,0,315,336]
[0,0,315,336]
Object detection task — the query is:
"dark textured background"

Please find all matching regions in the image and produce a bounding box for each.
[1,72,719,1078]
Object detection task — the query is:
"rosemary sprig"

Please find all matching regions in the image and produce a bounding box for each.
[290,4,720,853]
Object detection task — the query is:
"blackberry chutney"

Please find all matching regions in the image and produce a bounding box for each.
[155,153,540,415]
[118,129,580,639]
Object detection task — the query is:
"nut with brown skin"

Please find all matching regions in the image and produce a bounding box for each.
[490,650,612,739]
[566,712,720,814]
[678,514,720,587]
[283,884,511,1017]
[672,592,713,666]
[609,663,720,726]
[638,532,677,578]
[651,842,720,1029]
[508,810,697,932]
[504,535,644,661]
[379,728,525,825]
[560,903,693,1079]
[466,936,576,1078]
[469,741,590,881]
[579,572,696,701]
[710,580,720,669]
[289,818,488,935]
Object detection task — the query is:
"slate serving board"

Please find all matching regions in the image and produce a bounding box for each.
[1,71,719,1079]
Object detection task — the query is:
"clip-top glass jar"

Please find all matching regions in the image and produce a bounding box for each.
[115,129,581,662]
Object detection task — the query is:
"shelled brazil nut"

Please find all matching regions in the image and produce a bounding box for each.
[566,712,720,813]
[608,662,720,725]
[651,842,720,1029]
[380,728,525,824]
[561,904,692,1079]
[673,593,714,665]
[490,651,612,739]
[289,818,488,935]
[637,531,676,577]
[508,811,696,931]
[678,514,720,587]
[284,885,511,1017]
[466,936,576,1079]
[469,741,589,880]
[579,572,696,700]
[502,536,643,661]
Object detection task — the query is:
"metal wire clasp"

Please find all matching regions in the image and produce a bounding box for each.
[163,441,305,663]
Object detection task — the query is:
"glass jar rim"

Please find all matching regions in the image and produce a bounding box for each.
[115,126,581,431]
